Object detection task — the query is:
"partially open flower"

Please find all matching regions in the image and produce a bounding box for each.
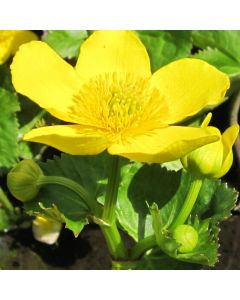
[0,30,37,64]
[7,160,43,202]
[181,113,239,178]
[11,31,230,163]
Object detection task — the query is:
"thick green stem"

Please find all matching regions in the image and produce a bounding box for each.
[102,155,120,224]
[37,176,102,217]
[101,222,127,260]
[0,187,14,214]
[130,235,157,260]
[170,176,203,230]
[100,155,127,260]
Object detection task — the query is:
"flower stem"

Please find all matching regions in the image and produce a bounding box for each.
[0,187,14,214]
[102,155,121,224]
[130,235,157,260]
[101,222,127,260]
[37,176,102,217]
[101,155,127,260]
[170,176,203,230]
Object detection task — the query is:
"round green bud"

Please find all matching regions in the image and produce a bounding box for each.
[7,160,43,202]
[173,224,198,253]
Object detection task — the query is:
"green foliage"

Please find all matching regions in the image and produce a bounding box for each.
[115,165,237,268]
[20,152,237,268]
[24,153,110,236]
[192,30,240,62]
[0,66,20,169]
[192,31,240,93]
[43,30,88,59]
[136,30,192,72]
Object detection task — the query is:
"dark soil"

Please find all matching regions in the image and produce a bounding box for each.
[0,214,240,270]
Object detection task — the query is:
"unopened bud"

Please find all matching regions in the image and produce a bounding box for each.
[173,224,198,253]
[7,160,43,202]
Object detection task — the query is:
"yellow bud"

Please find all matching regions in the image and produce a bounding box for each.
[7,160,43,202]
[181,114,239,179]
[173,224,198,253]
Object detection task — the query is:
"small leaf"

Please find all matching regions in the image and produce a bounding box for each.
[64,216,88,237]
[43,30,88,59]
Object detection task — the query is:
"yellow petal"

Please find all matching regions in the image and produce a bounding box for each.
[215,124,239,178]
[11,41,81,123]
[0,31,15,64]
[24,125,110,155]
[150,58,230,124]
[76,30,151,81]
[10,30,38,54]
[108,126,220,163]
[0,30,37,64]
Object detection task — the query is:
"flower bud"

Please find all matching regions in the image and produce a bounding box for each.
[7,160,43,202]
[173,224,198,253]
[32,216,62,245]
[181,113,239,178]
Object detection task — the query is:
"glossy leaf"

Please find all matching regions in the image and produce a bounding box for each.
[43,30,88,59]
[136,30,192,71]
[24,152,111,236]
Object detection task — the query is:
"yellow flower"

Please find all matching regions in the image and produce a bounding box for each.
[0,30,37,64]
[181,113,239,178]
[11,31,230,163]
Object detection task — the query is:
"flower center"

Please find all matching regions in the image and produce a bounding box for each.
[70,73,167,135]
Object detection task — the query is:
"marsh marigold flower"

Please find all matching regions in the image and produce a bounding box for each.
[11,31,230,163]
[181,113,239,178]
[0,30,37,64]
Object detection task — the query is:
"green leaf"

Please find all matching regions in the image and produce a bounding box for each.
[193,47,240,76]
[0,85,20,169]
[43,30,88,59]
[64,216,88,237]
[134,250,201,270]
[192,30,240,62]
[136,30,192,72]
[24,153,111,235]
[161,159,183,172]
[192,178,238,222]
[116,163,237,266]
[191,31,240,93]
[116,163,182,241]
